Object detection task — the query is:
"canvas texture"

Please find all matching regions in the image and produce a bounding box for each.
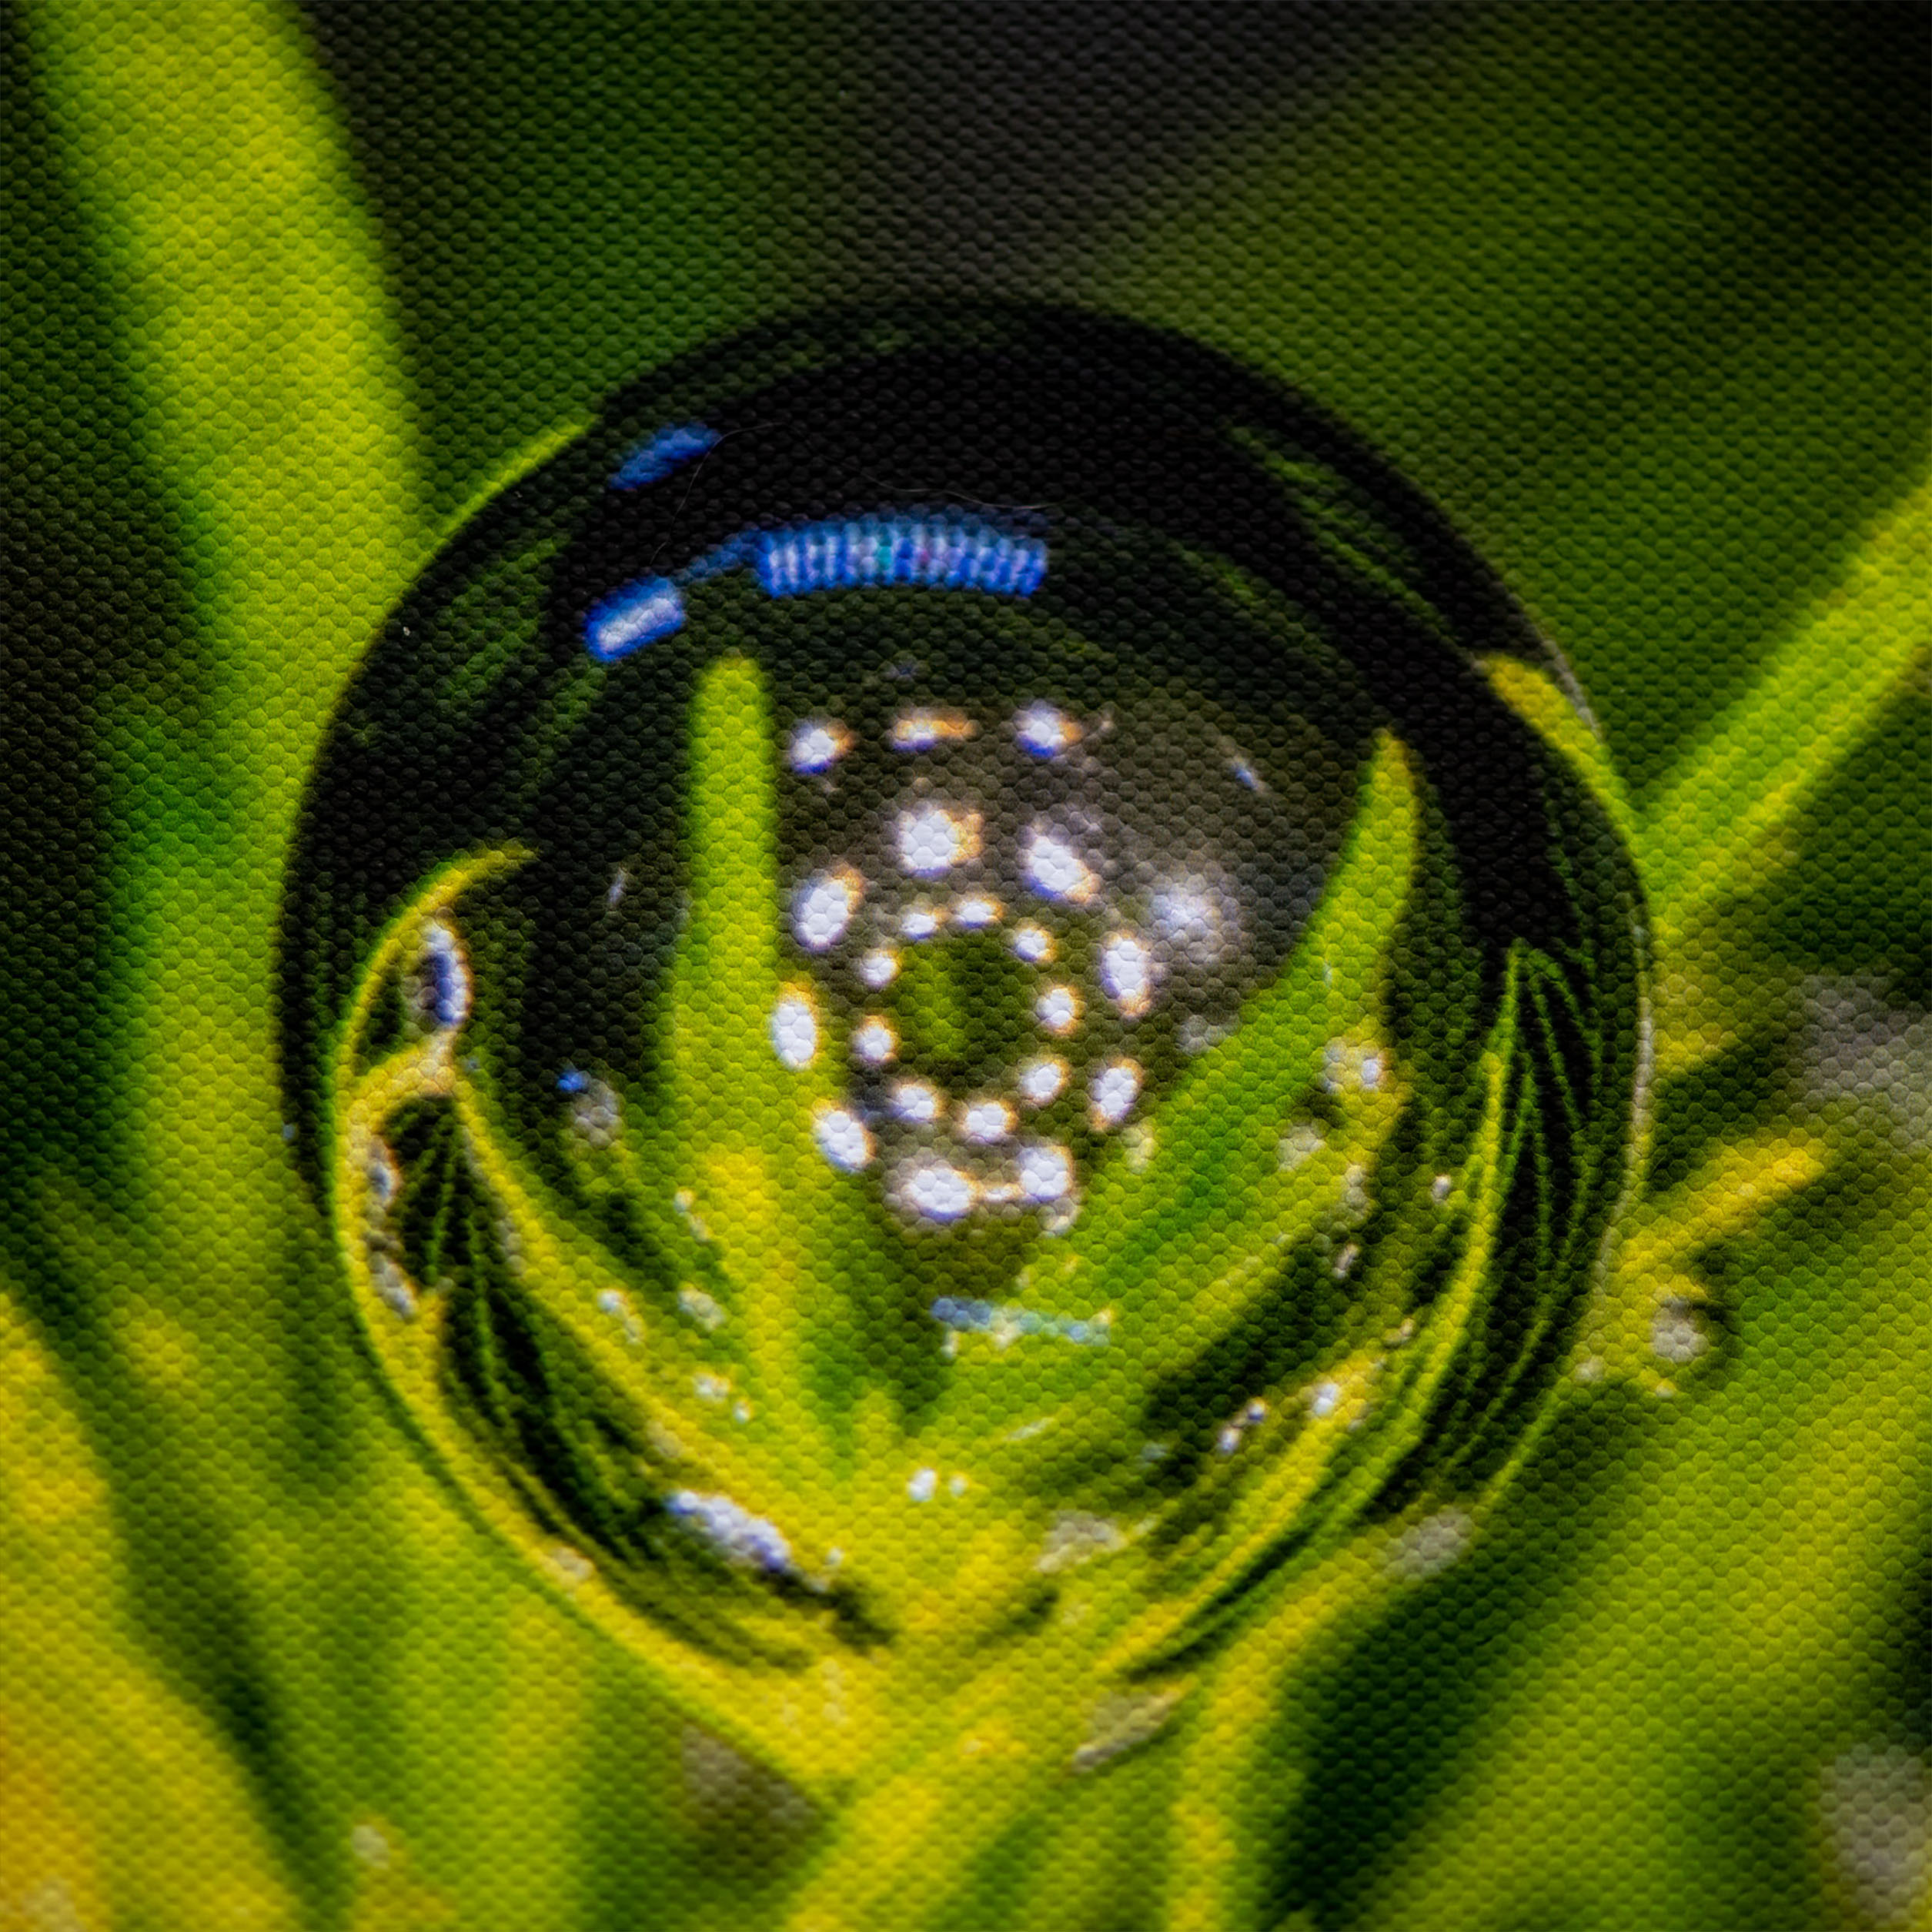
[4,6,1929,1930]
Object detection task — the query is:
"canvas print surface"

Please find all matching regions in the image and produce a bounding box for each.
[5,6,1929,1930]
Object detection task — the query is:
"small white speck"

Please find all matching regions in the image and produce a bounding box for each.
[695,1372,730,1402]
[1010,921,1056,964]
[1389,1508,1471,1579]
[1098,932,1155,1019]
[948,1472,969,1497]
[898,1155,978,1222]
[1650,1300,1712,1365]
[891,707,974,752]
[770,988,818,1069]
[1310,1381,1342,1418]
[1149,883,1225,964]
[1014,700,1082,757]
[1342,1163,1370,1218]
[1360,1051,1385,1091]
[1123,1121,1156,1170]
[1333,1242,1362,1279]
[1088,1058,1142,1130]
[1432,1172,1453,1205]
[787,718,853,773]
[813,1102,874,1172]
[856,946,901,988]
[851,1014,897,1068]
[958,1097,1015,1145]
[1279,1121,1325,1171]
[1178,1014,1232,1055]
[889,1079,944,1126]
[901,900,948,941]
[365,1138,402,1208]
[792,867,864,952]
[896,801,982,878]
[908,1466,938,1501]
[1036,983,1082,1037]
[350,1822,393,1869]
[1020,823,1099,905]
[369,1251,417,1319]
[677,1285,726,1331]
[1018,1141,1074,1204]
[1215,1424,1242,1456]
[1016,1055,1069,1108]
[952,892,1002,930]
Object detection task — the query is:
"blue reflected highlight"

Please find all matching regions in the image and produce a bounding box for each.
[609,423,719,489]
[930,1296,1108,1346]
[754,517,1048,600]
[586,578,685,660]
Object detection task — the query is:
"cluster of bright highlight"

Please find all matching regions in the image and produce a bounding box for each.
[766,698,1250,1228]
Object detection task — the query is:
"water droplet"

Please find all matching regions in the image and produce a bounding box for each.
[770,988,818,1069]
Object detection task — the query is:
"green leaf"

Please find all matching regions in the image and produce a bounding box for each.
[0,1280,298,1927]
[1639,475,1930,958]
[930,733,1419,1459]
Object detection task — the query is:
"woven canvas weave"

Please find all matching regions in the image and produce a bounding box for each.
[5,7,1928,1929]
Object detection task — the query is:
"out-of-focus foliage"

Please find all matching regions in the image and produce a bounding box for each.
[5,2,1927,1928]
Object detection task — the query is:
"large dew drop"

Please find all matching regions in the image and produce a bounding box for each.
[282,306,1646,1770]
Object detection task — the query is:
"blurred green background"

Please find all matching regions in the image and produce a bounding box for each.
[3,3,1928,1927]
